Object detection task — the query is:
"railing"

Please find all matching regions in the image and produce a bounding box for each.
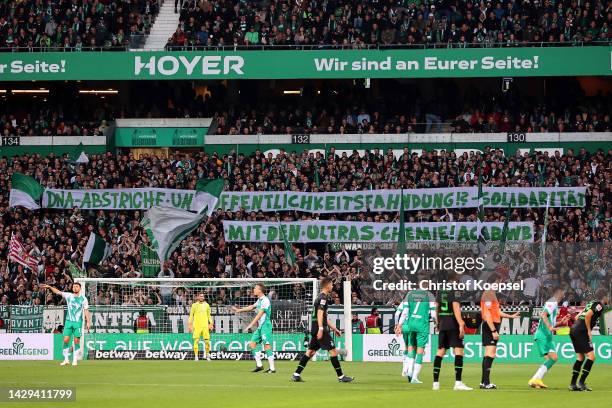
[0,38,609,53]
[164,40,612,52]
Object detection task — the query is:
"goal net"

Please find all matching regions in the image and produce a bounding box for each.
[76,278,317,361]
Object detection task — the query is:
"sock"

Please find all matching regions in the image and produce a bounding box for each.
[533,358,556,380]
[265,348,275,371]
[406,350,416,378]
[62,342,70,361]
[571,360,583,385]
[579,359,594,384]
[412,353,423,379]
[533,365,547,380]
[72,342,79,363]
[482,356,493,384]
[294,354,310,375]
[204,340,211,356]
[433,355,443,382]
[402,351,410,374]
[193,342,199,357]
[455,355,463,382]
[252,349,262,367]
[330,355,344,378]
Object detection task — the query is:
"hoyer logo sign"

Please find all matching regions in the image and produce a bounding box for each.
[134,55,244,76]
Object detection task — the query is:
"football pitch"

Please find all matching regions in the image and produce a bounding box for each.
[2,361,611,408]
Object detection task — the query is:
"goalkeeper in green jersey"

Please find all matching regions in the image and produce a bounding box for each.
[528,288,567,389]
[42,282,91,366]
[395,290,436,384]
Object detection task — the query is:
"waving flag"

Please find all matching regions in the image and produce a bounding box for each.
[141,206,206,264]
[193,179,224,215]
[82,232,112,270]
[9,234,39,271]
[9,173,44,210]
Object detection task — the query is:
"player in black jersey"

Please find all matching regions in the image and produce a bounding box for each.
[432,288,473,391]
[568,289,609,391]
[291,277,354,383]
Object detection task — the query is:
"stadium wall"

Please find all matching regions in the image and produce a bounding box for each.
[1,133,609,157]
[0,136,107,156]
[203,132,612,155]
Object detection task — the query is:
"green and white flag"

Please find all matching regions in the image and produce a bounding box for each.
[539,194,551,275]
[499,204,512,252]
[68,261,86,278]
[278,222,296,265]
[193,179,224,215]
[476,160,489,243]
[9,173,44,210]
[141,206,206,263]
[73,142,89,164]
[140,244,161,278]
[82,232,112,270]
[398,188,406,256]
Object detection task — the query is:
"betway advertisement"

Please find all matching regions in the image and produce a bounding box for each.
[0,333,54,360]
[51,333,344,361]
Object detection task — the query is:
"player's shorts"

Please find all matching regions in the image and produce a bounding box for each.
[308,329,334,351]
[569,328,593,354]
[250,325,272,345]
[406,330,429,348]
[192,326,210,341]
[63,320,82,338]
[438,329,464,349]
[481,322,501,346]
[534,335,555,356]
[402,330,411,348]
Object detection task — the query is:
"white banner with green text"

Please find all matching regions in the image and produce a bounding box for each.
[40,187,585,212]
[222,221,535,242]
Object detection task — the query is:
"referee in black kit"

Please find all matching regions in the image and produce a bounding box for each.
[291,277,354,383]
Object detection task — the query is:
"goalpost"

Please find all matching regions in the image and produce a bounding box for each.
[75,278,318,361]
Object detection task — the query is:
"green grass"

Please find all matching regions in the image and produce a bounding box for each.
[2,361,611,408]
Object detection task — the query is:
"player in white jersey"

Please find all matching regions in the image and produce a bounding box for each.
[42,282,91,366]
[232,283,275,372]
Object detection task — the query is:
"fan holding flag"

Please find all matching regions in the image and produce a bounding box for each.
[141,178,224,362]
[141,178,224,271]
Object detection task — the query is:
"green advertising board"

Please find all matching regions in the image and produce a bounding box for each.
[0,47,610,81]
[49,333,612,363]
[433,335,612,364]
[115,127,208,147]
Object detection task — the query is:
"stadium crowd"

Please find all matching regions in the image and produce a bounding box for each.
[3,85,610,135]
[167,0,612,49]
[1,110,108,137]
[0,0,158,51]
[213,98,612,135]
[1,146,610,309]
